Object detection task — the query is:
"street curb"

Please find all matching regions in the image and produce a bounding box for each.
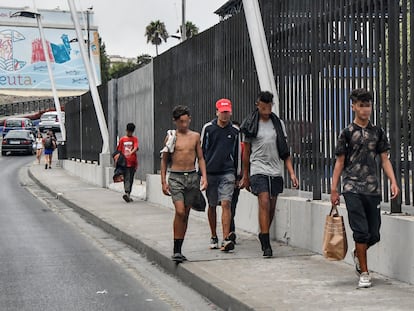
[27,167,255,311]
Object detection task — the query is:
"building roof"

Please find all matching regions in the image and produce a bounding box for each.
[214,0,243,20]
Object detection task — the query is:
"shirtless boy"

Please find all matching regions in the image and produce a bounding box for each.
[161,105,208,263]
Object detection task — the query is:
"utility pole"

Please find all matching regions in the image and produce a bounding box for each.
[67,0,109,155]
[181,0,186,41]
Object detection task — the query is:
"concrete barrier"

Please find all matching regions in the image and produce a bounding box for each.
[146,173,414,284]
[56,160,414,285]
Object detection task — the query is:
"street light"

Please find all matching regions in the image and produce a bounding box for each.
[67,0,110,156]
[10,10,66,141]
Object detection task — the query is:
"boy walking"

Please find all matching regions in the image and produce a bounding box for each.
[160,106,208,263]
[240,91,298,257]
[201,99,241,252]
[117,123,139,203]
[331,88,400,288]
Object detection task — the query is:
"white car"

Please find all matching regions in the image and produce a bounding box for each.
[38,111,65,133]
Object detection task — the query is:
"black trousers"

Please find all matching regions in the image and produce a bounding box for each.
[123,167,136,194]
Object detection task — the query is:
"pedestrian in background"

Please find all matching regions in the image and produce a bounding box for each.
[331,88,400,288]
[117,123,139,203]
[35,131,43,164]
[160,105,207,263]
[43,130,56,169]
[240,91,298,258]
[201,99,241,252]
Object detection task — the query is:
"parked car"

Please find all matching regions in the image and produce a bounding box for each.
[2,117,36,138]
[38,111,65,133]
[1,130,36,156]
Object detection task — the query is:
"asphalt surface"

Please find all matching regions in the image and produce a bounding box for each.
[27,159,414,311]
[0,156,175,311]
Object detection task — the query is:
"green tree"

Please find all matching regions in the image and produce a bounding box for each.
[136,54,152,68]
[99,37,111,84]
[109,61,138,79]
[184,21,199,39]
[145,20,169,56]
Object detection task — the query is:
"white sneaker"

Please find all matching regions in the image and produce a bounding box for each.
[209,237,219,249]
[358,272,372,288]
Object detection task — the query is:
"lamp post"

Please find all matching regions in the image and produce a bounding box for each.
[67,0,110,156]
[181,0,186,41]
[10,10,66,141]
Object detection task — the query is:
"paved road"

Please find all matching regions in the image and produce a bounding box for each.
[0,155,219,311]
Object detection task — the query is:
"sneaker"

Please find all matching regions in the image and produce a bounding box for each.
[228,232,237,244]
[352,248,362,276]
[122,194,131,203]
[209,236,219,249]
[358,272,372,288]
[171,253,184,263]
[45,164,48,169]
[263,248,273,258]
[220,239,235,252]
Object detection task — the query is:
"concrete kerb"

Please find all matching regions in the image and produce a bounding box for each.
[27,167,255,311]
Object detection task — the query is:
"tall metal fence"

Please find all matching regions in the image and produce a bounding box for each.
[61,0,413,211]
[65,85,108,163]
[0,97,74,119]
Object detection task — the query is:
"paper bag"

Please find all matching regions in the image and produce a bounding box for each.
[322,205,348,260]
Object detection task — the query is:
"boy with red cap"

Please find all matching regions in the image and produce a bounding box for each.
[201,98,241,252]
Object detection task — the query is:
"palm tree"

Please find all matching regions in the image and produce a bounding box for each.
[184,21,199,39]
[145,20,169,56]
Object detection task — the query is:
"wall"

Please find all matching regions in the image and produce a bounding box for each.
[115,63,154,180]
[146,174,414,285]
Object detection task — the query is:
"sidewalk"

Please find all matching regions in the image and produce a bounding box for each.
[28,162,414,311]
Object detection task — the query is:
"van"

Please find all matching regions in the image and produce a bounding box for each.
[2,117,35,138]
[38,111,65,133]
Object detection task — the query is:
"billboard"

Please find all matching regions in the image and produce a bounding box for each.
[0,7,101,91]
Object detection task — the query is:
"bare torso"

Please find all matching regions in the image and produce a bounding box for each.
[170,130,200,171]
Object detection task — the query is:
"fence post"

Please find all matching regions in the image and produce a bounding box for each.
[388,0,402,213]
[311,0,322,200]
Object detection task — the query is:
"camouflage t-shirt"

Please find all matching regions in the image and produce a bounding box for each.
[335,122,390,196]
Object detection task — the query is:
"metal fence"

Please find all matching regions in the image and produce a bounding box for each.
[62,0,413,212]
[0,97,74,119]
[65,85,108,163]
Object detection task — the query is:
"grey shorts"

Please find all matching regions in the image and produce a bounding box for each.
[250,174,283,197]
[206,173,235,206]
[168,171,200,206]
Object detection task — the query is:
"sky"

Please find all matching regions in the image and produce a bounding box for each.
[0,0,229,58]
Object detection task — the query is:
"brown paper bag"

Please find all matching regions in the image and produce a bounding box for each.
[322,205,348,260]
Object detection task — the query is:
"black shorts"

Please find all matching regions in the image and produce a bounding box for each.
[250,174,283,197]
[343,192,381,246]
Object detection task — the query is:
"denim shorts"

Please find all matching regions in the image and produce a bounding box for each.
[206,173,235,206]
[343,192,381,246]
[250,174,283,197]
[168,171,200,206]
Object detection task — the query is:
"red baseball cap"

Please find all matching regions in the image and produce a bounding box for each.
[216,98,232,112]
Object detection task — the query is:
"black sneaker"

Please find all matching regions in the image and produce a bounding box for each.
[228,232,237,244]
[122,194,131,203]
[171,253,184,263]
[263,248,273,258]
[220,239,235,252]
[45,164,48,169]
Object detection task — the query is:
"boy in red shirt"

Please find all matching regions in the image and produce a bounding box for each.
[117,123,139,203]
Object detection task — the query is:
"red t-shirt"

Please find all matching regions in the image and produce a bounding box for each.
[117,135,139,168]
